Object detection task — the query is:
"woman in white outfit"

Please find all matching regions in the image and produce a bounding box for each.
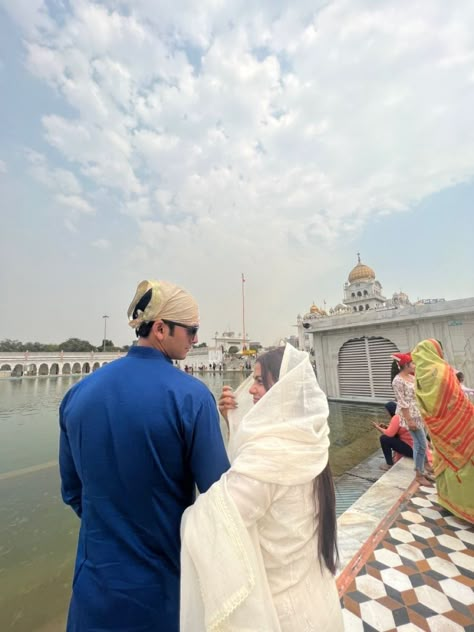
[180,345,343,631]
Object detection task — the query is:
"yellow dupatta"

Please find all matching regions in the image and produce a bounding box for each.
[412,339,474,477]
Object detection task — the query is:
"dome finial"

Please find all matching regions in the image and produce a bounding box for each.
[357,251,361,264]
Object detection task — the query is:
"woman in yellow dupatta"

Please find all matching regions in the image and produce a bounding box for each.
[412,339,474,524]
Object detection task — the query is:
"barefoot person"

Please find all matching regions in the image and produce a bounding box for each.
[391,352,433,487]
[180,345,343,631]
[59,280,229,632]
[413,339,474,524]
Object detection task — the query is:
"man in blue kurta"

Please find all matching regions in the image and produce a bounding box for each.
[59,280,230,631]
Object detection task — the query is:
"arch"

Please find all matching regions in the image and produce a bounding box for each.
[12,364,24,377]
[358,305,364,311]
[38,363,49,376]
[62,362,71,375]
[25,363,38,376]
[72,362,82,374]
[82,362,90,374]
[102,362,108,367]
[351,292,355,298]
[92,362,101,372]
[0,363,12,372]
[353,306,357,312]
[363,290,368,296]
[50,363,60,376]
[337,336,399,399]
[365,304,370,310]
[357,291,362,297]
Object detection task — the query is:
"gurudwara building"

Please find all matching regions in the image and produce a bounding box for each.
[296,256,474,403]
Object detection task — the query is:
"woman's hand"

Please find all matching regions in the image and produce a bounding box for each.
[218,386,237,422]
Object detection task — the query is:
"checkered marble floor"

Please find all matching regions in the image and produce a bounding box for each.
[340,486,474,631]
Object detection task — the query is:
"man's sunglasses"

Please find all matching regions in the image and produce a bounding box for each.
[162,319,199,337]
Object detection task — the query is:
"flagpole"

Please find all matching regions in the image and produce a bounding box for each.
[241,273,246,351]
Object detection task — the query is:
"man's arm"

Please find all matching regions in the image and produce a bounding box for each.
[185,393,230,493]
[59,398,83,517]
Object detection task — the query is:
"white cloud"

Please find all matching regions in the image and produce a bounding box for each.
[91,238,111,249]
[4,0,474,341]
[27,150,82,194]
[0,159,6,174]
[55,193,95,215]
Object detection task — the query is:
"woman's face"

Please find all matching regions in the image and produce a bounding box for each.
[249,362,270,404]
[407,361,415,375]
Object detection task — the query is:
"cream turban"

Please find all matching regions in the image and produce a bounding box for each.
[127,280,199,329]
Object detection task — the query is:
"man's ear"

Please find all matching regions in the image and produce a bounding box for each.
[152,320,166,341]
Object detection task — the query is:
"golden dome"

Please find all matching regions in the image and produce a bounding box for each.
[310,303,321,314]
[348,255,375,283]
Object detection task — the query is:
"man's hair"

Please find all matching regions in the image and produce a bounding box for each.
[136,321,154,338]
[136,320,177,338]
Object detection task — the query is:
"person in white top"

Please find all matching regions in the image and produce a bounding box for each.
[180,344,343,631]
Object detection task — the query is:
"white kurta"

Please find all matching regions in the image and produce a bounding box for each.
[226,472,343,631]
[181,344,344,631]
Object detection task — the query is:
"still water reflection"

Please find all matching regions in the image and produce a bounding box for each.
[0,373,384,631]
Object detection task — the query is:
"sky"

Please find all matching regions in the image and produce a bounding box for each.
[0,0,473,348]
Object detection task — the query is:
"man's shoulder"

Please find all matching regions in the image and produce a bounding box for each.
[170,367,214,399]
[60,359,120,404]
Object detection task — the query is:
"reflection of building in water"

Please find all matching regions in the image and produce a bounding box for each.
[296,255,474,402]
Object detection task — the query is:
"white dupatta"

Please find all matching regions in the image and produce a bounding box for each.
[180,345,331,631]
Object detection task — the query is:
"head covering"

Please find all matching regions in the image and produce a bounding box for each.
[227,343,330,484]
[391,352,412,366]
[127,280,199,329]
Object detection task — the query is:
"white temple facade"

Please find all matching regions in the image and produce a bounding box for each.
[296,256,474,402]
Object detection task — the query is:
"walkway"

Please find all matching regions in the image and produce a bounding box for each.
[336,460,474,631]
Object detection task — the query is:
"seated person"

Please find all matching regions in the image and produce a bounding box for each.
[372,402,413,470]
[373,402,434,472]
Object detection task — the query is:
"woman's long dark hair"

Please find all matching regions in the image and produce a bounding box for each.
[256,347,338,574]
[391,359,401,382]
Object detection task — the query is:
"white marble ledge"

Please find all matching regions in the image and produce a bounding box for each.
[336,459,415,576]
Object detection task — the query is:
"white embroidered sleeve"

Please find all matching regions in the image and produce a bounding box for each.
[225,471,276,527]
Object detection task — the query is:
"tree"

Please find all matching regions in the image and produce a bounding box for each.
[97,339,116,352]
[228,345,239,355]
[58,338,96,352]
[0,339,25,351]
[195,342,208,348]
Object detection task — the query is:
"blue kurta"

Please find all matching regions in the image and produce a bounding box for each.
[59,346,230,631]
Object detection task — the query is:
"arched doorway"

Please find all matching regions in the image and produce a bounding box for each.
[338,336,399,399]
[50,363,60,376]
[92,362,101,372]
[25,364,38,376]
[63,363,71,375]
[82,362,90,374]
[72,363,81,374]
[1,363,12,377]
[12,364,23,377]
[38,363,49,376]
